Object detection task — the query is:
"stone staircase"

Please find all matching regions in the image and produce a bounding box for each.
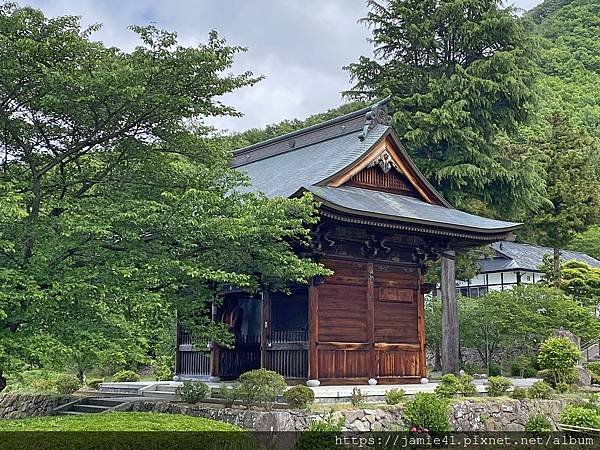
[53,397,139,415]
[582,338,600,362]
[138,382,179,400]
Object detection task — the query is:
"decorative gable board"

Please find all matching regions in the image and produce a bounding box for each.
[327,135,444,205]
[346,165,421,197]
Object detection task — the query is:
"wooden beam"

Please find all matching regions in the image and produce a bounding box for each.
[209,301,220,380]
[308,283,319,380]
[441,250,460,375]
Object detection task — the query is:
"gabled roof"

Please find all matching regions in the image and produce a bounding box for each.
[481,242,600,273]
[233,99,522,239]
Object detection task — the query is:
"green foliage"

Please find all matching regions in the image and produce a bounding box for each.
[345,0,543,215]
[510,356,538,378]
[486,376,512,397]
[435,374,477,398]
[215,383,239,408]
[537,337,581,386]
[86,378,104,390]
[282,385,315,409]
[558,261,600,310]
[555,382,570,394]
[0,3,327,385]
[176,381,209,404]
[111,371,140,383]
[457,285,599,371]
[235,369,286,410]
[53,375,80,395]
[351,387,365,407]
[525,414,553,432]
[571,226,600,261]
[403,393,450,433]
[586,362,600,377]
[528,381,554,399]
[521,115,600,273]
[560,405,600,429]
[153,356,174,381]
[297,410,345,450]
[384,388,406,405]
[511,387,528,400]
[488,364,502,377]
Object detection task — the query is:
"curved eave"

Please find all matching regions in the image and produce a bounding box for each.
[294,188,522,241]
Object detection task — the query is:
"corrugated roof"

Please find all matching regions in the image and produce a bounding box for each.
[480,241,600,272]
[306,185,521,233]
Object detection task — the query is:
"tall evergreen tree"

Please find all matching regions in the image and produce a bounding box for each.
[344,0,543,215]
[524,115,600,280]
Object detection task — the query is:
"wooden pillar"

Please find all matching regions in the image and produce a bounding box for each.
[417,270,427,377]
[366,262,376,380]
[260,290,271,369]
[209,301,220,382]
[441,250,460,375]
[308,282,319,380]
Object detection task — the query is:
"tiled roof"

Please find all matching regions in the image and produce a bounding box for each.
[480,241,600,272]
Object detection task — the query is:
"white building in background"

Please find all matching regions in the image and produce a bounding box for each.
[456,242,600,298]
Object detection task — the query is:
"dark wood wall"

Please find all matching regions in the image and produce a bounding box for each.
[310,258,425,384]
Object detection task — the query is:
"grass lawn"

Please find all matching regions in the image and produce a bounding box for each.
[0,412,241,431]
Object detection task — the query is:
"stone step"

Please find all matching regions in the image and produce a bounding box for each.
[86,398,128,408]
[59,411,86,415]
[143,391,176,400]
[152,384,179,393]
[72,404,110,414]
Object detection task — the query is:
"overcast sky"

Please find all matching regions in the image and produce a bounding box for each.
[27,0,543,132]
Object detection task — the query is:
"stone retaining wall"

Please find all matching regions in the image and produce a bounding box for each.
[117,398,567,432]
[0,393,74,419]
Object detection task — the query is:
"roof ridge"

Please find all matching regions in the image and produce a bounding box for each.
[231,97,391,167]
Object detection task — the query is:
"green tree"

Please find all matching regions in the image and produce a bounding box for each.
[571,226,600,260]
[456,285,599,372]
[0,5,326,389]
[523,115,600,280]
[559,261,600,312]
[344,0,544,215]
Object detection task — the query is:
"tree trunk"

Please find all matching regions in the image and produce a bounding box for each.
[77,368,85,383]
[433,343,442,372]
[441,250,460,375]
[0,374,6,393]
[553,247,561,283]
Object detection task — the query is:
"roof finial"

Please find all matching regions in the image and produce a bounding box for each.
[359,98,392,141]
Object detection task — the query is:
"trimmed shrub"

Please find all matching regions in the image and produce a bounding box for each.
[29,379,57,393]
[111,370,140,382]
[236,369,286,409]
[403,393,450,433]
[385,388,406,405]
[283,385,315,409]
[511,387,528,400]
[54,374,81,394]
[86,378,104,390]
[525,414,552,432]
[351,387,365,406]
[176,381,209,404]
[537,368,578,388]
[555,382,570,394]
[486,376,512,397]
[537,337,580,387]
[560,406,600,429]
[217,383,239,408]
[528,381,554,399]
[435,374,477,398]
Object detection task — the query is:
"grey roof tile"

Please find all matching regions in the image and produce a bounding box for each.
[480,241,600,272]
[307,185,521,233]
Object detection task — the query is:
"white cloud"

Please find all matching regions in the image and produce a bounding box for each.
[23,0,542,131]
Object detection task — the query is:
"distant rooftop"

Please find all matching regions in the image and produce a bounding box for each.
[481,241,600,273]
